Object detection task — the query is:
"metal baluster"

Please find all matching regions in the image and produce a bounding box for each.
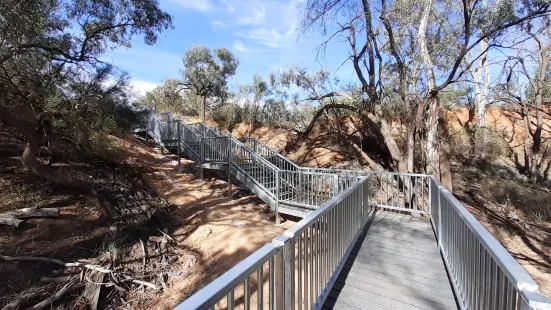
[244,277,250,310]
[228,290,234,310]
[270,257,275,310]
[258,267,263,310]
[298,233,302,310]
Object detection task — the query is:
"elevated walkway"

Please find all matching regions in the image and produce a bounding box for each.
[134,110,551,310]
[324,210,455,310]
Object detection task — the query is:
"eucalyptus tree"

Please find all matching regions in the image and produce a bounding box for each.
[300,0,551,189]
[0,0,172,190]
[239,74,269,136]
[495,25,551,182]
[137,79,202,116]
[270,65,354,136]
[179,46,239,123]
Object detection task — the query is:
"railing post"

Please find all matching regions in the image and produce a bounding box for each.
[227,137,232,199]
[273,236,292,310]
[200,138,204,180]
[177,121,181,167]
[437,187,442,246]
[276,170,280,225]
[332,175,339,197]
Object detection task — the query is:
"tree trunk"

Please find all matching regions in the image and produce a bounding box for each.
[521,107,531,173]
[202,95,207,124]
[0,105,91,192]
[417,0,449,182]
[438,115,453,191]
[528,43,549,183]
[406,129,415,173]
[425,96,440,177]
[350,142,384,171]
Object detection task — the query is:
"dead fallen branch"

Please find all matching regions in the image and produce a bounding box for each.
[3,254,162,309]
[0,255,111,273]
[129,279,160,290]
[0,207,59,227]
[27,282,85,310]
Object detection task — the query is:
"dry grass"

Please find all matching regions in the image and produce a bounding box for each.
[453,162,551,296]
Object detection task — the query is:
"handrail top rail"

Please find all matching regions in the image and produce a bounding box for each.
[173,243,278,310]
[431,176,541,293]
[187,122,222,136]
[302,167,429,178]
[202,136,230,140]
[277,169,366,179]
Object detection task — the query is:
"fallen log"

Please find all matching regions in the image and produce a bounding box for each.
[0,207,59,227]
[0,217,24,227]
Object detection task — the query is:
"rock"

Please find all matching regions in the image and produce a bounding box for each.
[196,227,212,239]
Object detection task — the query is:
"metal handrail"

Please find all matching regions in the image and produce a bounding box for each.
[174,244,278,310]
[175,178,366,310]
[430,176,551,310]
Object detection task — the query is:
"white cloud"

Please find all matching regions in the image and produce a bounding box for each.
[211,20,227,30]
[236,5,266,25]
[233,40,250,52]
[240,28,287,48]
[130,80,158,96]
[221,0,298,49]
[172,0,213,11]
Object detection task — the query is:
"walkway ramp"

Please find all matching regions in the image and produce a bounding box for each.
[135,109,551,310]
[324,210,456,310]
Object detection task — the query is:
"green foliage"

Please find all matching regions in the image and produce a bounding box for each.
[448,124,509,162]
[0,0,172,162]
[211,103,243,131]
[136,79,201,116]
[181,45,239,104]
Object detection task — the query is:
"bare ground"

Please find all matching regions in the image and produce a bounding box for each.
[124,138,293,309]
[0,130,293,309]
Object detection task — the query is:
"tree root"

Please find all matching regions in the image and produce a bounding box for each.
[2,254,162,309]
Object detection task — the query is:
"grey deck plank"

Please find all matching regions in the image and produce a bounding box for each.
[335,270,455,299]
[333,275,457,307]
[323,210,457,310]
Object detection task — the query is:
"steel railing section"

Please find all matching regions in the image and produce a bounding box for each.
[364,171,430,214]
[229,138,279,198]
[175,178,367,310]
[178,120,202,158]
[202,137,229,163]
[430,177,551,310]
[188,122,222,139]
[239,137,301,172]
[277,170,361,209]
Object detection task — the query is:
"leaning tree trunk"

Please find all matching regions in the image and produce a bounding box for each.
[0,105,91,192]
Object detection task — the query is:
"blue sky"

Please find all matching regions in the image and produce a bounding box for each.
[102,0,357,96]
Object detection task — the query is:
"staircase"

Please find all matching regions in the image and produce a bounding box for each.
[138,111,429,218]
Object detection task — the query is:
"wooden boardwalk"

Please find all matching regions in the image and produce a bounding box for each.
[323,210,458,310]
